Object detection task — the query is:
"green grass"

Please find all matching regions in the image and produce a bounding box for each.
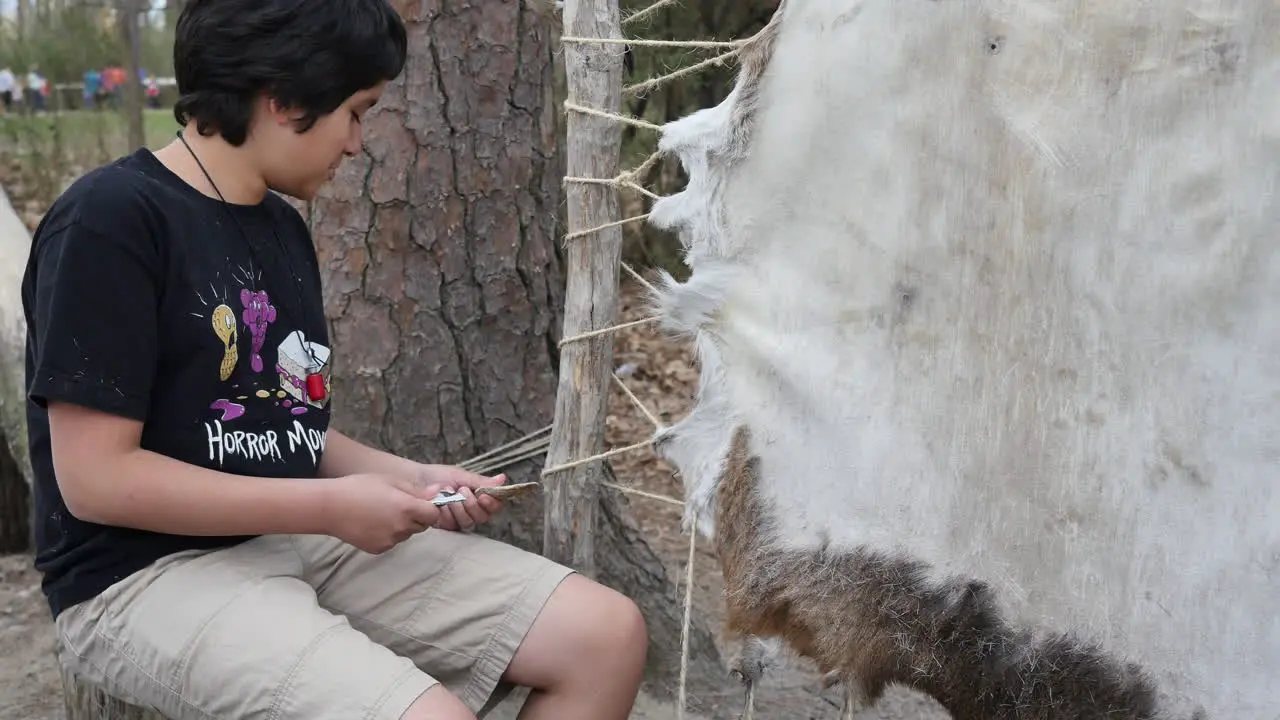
[0,107,176,161]
[0,108,177,212]
[2,106,691,278]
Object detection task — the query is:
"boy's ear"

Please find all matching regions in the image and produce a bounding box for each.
[264,95,306,127]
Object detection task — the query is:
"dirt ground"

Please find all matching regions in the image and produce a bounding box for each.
[0,165,945,718]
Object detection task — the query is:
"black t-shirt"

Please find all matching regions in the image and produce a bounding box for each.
[22,148,334,619]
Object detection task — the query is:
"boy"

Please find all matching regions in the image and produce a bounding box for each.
[21,1,647,719]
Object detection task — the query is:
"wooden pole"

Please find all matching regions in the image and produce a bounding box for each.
[542,0,625,577]
[119,0,146,151]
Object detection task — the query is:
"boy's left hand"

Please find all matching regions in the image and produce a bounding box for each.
[418,466,507,532]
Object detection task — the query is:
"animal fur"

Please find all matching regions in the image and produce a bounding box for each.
[648,0,1279,716]
[716,426,1177,719]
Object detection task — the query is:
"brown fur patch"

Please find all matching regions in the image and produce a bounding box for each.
[729,16,781,143]
[715,425,1175,719]
[711,1,785,166]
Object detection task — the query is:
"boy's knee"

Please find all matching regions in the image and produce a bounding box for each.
[573,580,649,669]
[614,593,649,660]
[400,684,476,720]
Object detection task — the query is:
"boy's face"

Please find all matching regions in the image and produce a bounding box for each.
[256,82,386,201]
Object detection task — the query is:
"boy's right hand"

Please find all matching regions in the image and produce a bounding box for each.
[316,474,444,554]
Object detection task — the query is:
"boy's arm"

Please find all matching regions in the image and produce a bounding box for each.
[317,429,425,480]
[50,400,331,536]
[318,429,507,530]
[50,401,443,550]
[318,429,504,493]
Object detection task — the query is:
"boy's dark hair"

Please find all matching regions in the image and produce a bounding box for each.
[173,0,408,146]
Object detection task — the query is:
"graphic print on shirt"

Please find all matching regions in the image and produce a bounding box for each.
[241,288,277,372]
[275,329,331,410]
[211,303,239,381]
[192,263,331,468]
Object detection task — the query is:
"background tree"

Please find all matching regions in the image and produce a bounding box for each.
[296,0,725,706]
[0,3,174,92]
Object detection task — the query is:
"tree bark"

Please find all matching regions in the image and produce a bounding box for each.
[301,0,725,706]
[118,0,147,151]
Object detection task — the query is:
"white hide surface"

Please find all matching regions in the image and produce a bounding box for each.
[647,0,1280,717]
[0,187,33,482]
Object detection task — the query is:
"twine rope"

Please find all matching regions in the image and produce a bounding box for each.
[457,363,683,504]
[627,47,744,96]
[540,438,654,476]
[621,0,678,27]
[614,373,664,430]
[622,261,660,295]
[603,481,684,507]
[563,173,661,199]
[564,213,650,241]
[542,7,776,717]
[565,100,664,131]
[559,34,749,97]
[627,148,665,184]
[676,518,698,720]
[561,36,745,50]
[557,316,660,346]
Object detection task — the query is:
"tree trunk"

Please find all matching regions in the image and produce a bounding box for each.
[118,0,147,151]
[301,0,725,707]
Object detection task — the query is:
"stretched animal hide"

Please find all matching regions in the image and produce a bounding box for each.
[646,0,1279,717]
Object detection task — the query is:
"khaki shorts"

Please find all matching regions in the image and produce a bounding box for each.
[54,529,575,720]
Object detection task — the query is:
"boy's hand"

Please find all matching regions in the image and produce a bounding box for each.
[318,474,445,554]
[420,466,507,532]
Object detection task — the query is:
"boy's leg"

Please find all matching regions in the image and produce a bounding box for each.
[498,573,648,718]
[54,535,467,720]
[299,529,648,718]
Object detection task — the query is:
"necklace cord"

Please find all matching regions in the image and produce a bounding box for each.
[175,130,324,371]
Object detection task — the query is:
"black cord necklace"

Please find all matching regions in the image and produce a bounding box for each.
[176,129,328,403]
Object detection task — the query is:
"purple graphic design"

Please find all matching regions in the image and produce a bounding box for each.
[209,398,246,421]
[240,288,278,373]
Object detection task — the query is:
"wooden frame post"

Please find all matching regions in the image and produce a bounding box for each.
[543,0,625,576]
